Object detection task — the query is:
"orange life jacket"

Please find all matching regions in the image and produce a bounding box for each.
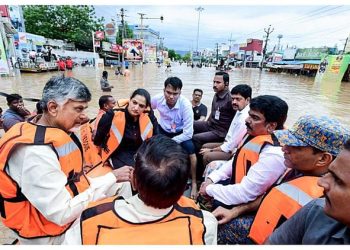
[80,196,206,245]
[0,122,90,239]
[100,99,153,163]
[248,176,324,244]
[231,134,279,184]
[78,122,103,169]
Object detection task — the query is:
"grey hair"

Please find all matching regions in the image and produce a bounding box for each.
[41,74,91,111]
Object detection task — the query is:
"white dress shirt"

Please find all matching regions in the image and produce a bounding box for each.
[63,194,218,245]
[220,104,249,153]
[206,144,286,206]
[6,144,130,245]
[151,93,193,143]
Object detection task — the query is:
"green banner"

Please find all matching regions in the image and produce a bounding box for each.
[0,31,10,74]
[315,55,350,83]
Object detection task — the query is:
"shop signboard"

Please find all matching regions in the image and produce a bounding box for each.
[295,48,329,60]
[123,39,143,61]
[111,44,122,53]
[102,41,111,51]
[95,31,104,40]
[0,31,10,74]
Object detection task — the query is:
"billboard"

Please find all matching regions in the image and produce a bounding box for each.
[102,41,112,51]
[123,39,143,61]
[315,54,350,83]
[295,48,329,60]
[283,48,297,60]
[105,22,117,44]
[8,5,25,32]
[0,31,10,74]
[144,45,156,62]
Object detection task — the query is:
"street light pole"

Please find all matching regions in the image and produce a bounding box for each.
[195,6,204,53]
[138,13,163,66]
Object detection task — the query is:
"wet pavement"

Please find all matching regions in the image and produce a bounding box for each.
[1,63,350,243]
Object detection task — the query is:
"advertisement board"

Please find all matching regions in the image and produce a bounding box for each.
[8,5,25,32]
[123,39,143,61]
[295,48,329,60]
[144,45,156,62]
[102,41,111,51]
[315,54,350,83]
[283,48,297,60]
[0,31,10,74]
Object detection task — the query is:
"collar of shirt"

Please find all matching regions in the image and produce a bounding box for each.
[216,89,230,99]
[126,194,173,217]
[332,226,350,243]
[161,95,180,110]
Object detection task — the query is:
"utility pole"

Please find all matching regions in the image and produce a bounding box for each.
[343,36,349,54]
[216,43,219,64]
[195,6,204,53]
[137,13,164,66]
[260,24,274,71]
[119,8,126,70]
[228,33,235,63]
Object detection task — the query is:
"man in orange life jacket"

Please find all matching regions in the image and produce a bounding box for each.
[63,135,218,245]
[0,75,132,244]
[212,115,350,244]
[198,95,288,209]
[268,137,350,244]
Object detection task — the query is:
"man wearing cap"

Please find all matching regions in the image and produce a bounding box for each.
[267,138,350,244]
[212,115,350,244]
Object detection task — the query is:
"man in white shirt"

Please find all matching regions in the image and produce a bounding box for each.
[63,135,218,245]
[151,77,198,199]
[0,75,132,244]
[199,84,252,168]
[199,95,288,209]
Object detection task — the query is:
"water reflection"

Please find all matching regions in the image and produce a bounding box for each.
[1,63,350,128]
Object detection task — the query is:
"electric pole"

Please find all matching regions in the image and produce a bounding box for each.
[216,43,219,64]
[137,13,164,65]
[119,8,126,69]
[343,36,349,54]
[260,25,274,71]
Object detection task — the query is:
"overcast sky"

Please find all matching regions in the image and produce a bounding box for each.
[94,4,350,52]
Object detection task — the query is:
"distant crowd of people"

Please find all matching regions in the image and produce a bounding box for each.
[0,70,350,245]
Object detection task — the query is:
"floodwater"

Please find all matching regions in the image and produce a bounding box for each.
[1,63,350,128]
[1,64,350,243]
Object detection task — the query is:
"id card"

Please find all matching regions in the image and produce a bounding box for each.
[215,109,220,120]
[171,123,177,133]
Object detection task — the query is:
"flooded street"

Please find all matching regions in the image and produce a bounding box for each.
[1,63,350,128]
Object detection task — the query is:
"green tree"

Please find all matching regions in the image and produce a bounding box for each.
[116,23,134,45]
[167,49,182,61]
[23,5,104,50]
[183,52,191,62]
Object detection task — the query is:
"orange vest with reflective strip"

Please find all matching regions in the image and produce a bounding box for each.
[231,134,279,184]
[100,99,153,163]
[0,122,90,239]
[80,196,206,245]
[78,122,103,169]
[248,176,324,244]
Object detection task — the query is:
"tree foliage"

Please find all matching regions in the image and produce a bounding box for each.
[182,52,191,62]
[116,23,134,45]
[168,49,182,61]
[23,5,104,50]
